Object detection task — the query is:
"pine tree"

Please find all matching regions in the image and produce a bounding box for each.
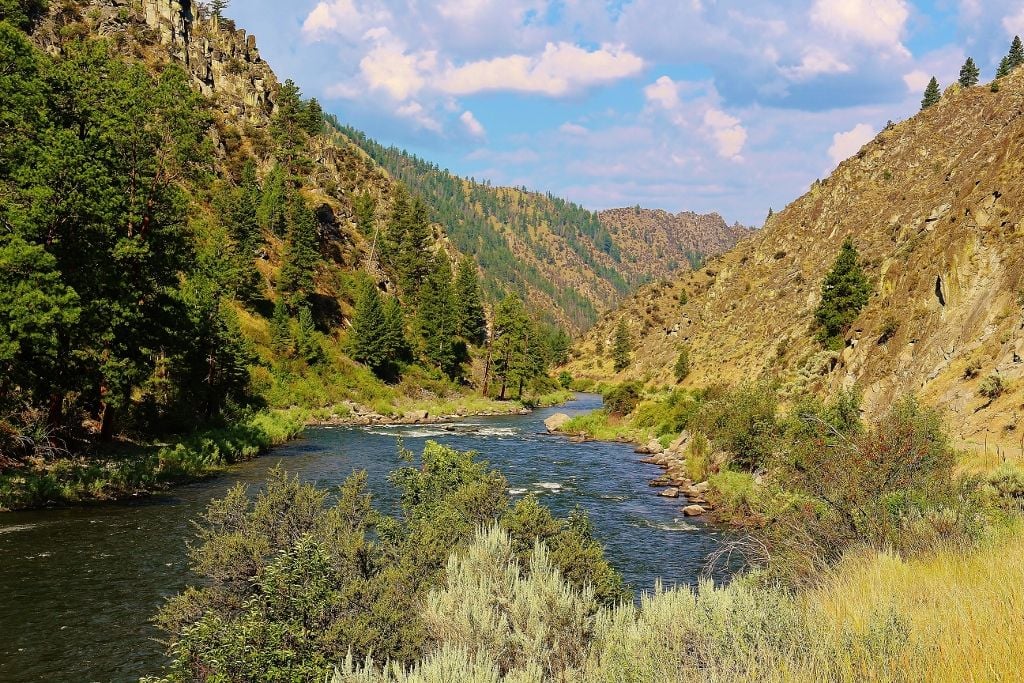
[1009,36,1024,70]
[920,77,941,110]
[209,0,228,19]
[417,252,466,378]
[453,256,487,346]
[612,318,632,372]
[257,165,288,237]
[389,195,433,299]
[295,306,321,365]
[270,298,291,356]
[382,295,409,367]
[348,280,389,376]
[958,57,980,87]
[674,345,691,382]
[814,237,871,348]
[492,294,529,399]
[277,199,319,311]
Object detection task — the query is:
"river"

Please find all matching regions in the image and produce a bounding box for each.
[0,394,722,682]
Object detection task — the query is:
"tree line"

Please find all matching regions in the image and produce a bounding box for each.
[921,36,1024,109]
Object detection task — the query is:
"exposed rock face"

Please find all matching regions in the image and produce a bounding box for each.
[597,208,752,281]
[573,71,1024,452]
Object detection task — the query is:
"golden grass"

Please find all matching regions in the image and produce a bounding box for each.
[803,522,1024,682]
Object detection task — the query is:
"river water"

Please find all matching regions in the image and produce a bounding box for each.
[0,394,722,682]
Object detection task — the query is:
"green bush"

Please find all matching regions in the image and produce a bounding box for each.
[603,382,642,416]
[691,384,779,470]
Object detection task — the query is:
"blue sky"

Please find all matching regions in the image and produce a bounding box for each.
[228,0,1024,226]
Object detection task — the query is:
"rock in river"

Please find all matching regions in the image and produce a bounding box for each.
[544,413,571,433]
[682,504,707,517]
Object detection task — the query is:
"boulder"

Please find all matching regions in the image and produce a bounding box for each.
[634,439,664,455]
[691,481,710,494]
[659,487,680,498]
[667,430,691,454]
[544,413,571,433]
[682,505,707,517]
[407,410,429,423]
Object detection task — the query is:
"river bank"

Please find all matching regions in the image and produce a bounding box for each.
[0,390,575,511]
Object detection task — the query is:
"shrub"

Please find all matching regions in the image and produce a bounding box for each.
[557,371,573,388]
[691,384,779,470]
[603,382,642,416]
[673,345,691,382]
[979,373,1005,399]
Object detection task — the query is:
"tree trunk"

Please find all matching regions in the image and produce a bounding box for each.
[98,380,115,442]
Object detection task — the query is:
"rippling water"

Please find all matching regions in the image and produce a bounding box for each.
[0,394,722,682]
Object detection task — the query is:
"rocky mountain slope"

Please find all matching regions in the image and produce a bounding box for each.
[570,72,1024,451]
[597,207,751,280]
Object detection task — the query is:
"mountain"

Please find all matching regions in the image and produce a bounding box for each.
[596,207,752,280]
[569,72,1024,451]
[340,132,750,332]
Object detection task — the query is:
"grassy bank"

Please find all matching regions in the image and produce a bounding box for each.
[0,410,305,511]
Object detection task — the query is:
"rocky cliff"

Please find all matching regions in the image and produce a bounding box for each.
[597,207,751,279]
[571,72,1024,452]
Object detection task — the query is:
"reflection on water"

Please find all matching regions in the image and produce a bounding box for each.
[0,394,722,682]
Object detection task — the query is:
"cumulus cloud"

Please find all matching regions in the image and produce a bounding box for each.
[902,69,931,94]
[559,122,589,135]
[644,75,680,109]
[438,43,644,96]
[810,0,910,54]
[395,100,441,131]
[302,0,390,40]
[703,109,747,160]
[359,42,437,100]
[1004,7,1024,36]
[828,123,875,166]
[460,110,486,137]
[782,46,852,81]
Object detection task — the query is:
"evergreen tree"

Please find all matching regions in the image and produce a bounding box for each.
[417,252,466,378]
[814,237,871,348]
[387,193,433,299]
[348,280,390,377]
[257,165,289,237]
[612,318,632,372]
[353,192,376,237]
[276,198,319,311]
[270,298,291,356]
[546,326,571,367]
[295,306,321,365]
[209,0,228,19]
[920,76,941,110]
[958,57,980,87]
[492,294,529,399]
[453,256,487,346]
[674,345,691,382]
[1009,35,1024,70]
[382,295,410,366]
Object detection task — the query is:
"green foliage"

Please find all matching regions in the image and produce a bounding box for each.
[257,165,289,237]
[349,280,391,377]
[491,294,544,399]
[276,198,320,311]
[417,252,467,379]
[453,256,487,346]
[920,76,941,109]
[209,0,228,19]
[1009,35,1024,70]
[979,373,1005,399]
[557,371,573,389]
[0,0,47,30]
[673,345,691,382]
[612,319,632,372]
[603,381,642,416]
[814,237,870,348]
[691,383,779,470]
[155,443,625,679]
[958,57,980,87]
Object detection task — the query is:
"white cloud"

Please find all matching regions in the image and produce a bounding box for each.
[902,69,931,94]
[438,42,644,96]
[302,0,389,40]
[703,108,747,160]
[810,0,910,54]
[359,42,437,100]
[644,75,680,109]
[559,122,589,135]
[1004,8,1024,36]
[828,123,875,166]
[460,110,486,137]
[782,46,852,81]
[395,100,442,132]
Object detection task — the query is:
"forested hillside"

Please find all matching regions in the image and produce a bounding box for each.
[0,0,569,507]
[342,129,749,331]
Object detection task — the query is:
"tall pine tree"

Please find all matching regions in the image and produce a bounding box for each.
[921,76,941,110]
[612,318,632,372]
[1009,35,1024,70]
[348,280,390,376]
[277,198,319,311]
[417,252,466,378]
[491,294,529,399]
[958,57,980,87]
[815,237,871,348]
[453,256,487,346]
